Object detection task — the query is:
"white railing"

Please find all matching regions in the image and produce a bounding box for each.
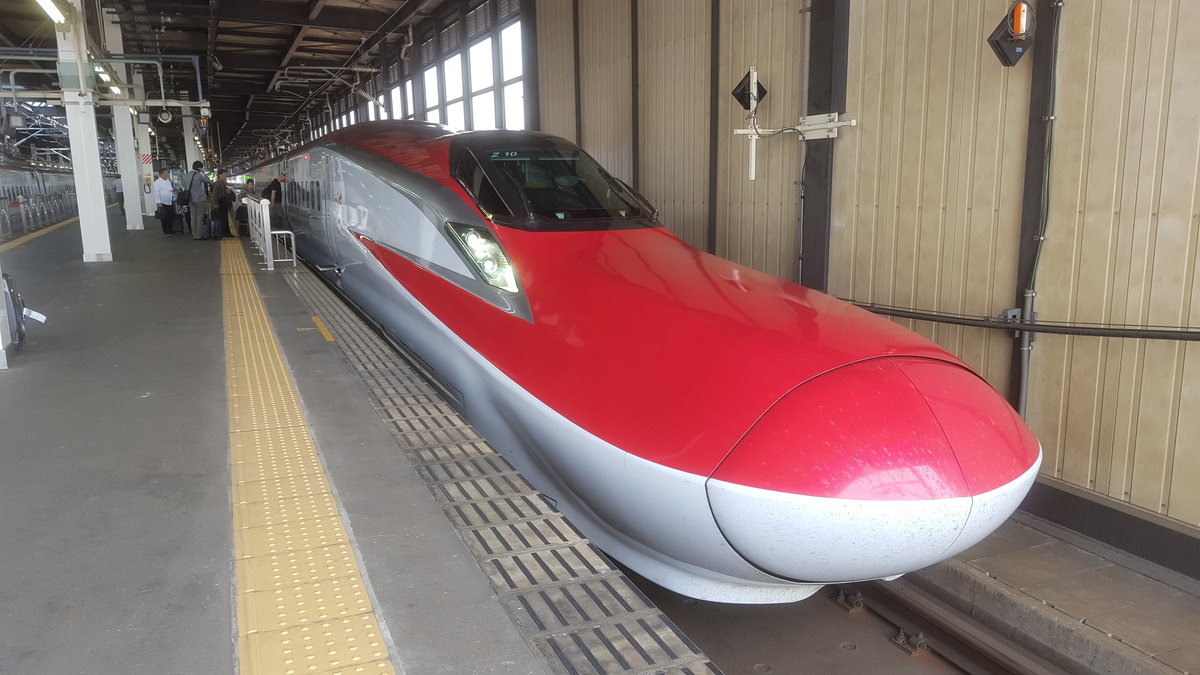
[243,194,295,271]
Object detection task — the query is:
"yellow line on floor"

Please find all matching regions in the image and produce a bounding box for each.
[311,316,335,342]
[0,217,79,253]
[221,239,396,675]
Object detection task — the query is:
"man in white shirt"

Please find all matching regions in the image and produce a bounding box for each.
[152,169,176,235]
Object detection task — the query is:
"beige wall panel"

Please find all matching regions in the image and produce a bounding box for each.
[831,0,1028,394]
[578,0,634,182]
[536,1,577,141]
[1026,0,1200,528]
[715,0,806,281]
[638,0,710,248]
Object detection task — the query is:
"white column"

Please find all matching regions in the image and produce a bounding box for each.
[184,117,201,170]
[103,8,142,229]
[132,78,156,215]
[113,110,141,229]
[57,0,112,262]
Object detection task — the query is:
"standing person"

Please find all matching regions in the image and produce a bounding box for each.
[235,178,255,237]
[181,160,213,240]
[213,170,236,238]
[152,169,176,236]
[261,172,287,228]
[114,176,125,215]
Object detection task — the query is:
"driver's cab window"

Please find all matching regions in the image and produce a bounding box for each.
[452,151,511,218]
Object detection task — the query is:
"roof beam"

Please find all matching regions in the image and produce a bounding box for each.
[218,2,394,32]
[218,52,345,69]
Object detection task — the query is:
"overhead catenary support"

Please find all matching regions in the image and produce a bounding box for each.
[55,0,112,262]
[103,8,142,230]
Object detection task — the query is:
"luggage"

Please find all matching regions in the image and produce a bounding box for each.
[172,211,186,234]
[206,217,223,239]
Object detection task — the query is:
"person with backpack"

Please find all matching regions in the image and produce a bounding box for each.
[179,160,213,240]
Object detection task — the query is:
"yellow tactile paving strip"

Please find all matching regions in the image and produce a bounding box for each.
[0,216,79,252]
[221,239,396,675]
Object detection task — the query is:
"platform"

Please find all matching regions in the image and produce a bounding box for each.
[2,209,1199,675]
[0,209,713,674]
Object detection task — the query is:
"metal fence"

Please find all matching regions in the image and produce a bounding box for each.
[243,194,295,271]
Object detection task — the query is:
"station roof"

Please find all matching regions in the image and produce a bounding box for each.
[2,0,445,168]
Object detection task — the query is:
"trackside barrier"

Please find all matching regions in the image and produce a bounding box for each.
[243,195,295,271]
[1,191,78,241]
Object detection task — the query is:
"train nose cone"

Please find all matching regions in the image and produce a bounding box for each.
[706,357,1041,583]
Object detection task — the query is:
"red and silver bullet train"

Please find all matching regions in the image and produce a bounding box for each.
[256,121,1041,603]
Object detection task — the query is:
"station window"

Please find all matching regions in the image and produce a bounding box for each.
[499,21,524,130]
[390,86,405,119]
[424,66,441,123]
[411,7,525,132]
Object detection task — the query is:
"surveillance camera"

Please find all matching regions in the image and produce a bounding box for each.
[210,56,223,72]
[157,109,173,124]
[200,107,211,119]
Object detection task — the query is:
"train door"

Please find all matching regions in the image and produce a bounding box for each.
[298,151,334,270]
[323,154,358,272]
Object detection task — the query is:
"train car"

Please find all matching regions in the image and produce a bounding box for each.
[254,120,1041,604]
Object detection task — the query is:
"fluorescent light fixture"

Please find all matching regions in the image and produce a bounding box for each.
[35,0,67,24]
[98,72,112,82]
[109,86,121,95]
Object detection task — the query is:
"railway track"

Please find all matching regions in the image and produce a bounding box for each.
[629,569,1070,674]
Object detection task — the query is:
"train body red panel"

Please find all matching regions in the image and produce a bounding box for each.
[259,121,1041,603]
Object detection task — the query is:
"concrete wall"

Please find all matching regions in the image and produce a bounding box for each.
[537,0,809,280]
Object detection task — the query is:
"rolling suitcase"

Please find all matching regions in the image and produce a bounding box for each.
[206,216,223,239]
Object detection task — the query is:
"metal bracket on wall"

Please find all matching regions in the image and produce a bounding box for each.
[735,112,856,180]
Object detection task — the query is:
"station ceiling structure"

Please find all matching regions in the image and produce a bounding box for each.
[2,0,446,167]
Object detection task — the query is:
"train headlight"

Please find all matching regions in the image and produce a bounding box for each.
[448,223,518,293]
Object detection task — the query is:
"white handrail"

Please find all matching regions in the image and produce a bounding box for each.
[242,194,295,270]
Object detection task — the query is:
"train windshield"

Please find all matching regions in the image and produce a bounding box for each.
[489,149,644,218]
[451,134,659,231]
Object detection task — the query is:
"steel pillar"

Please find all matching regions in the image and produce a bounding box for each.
[56,0,112,262]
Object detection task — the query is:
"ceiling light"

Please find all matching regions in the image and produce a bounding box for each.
[35,0,66,24]
[110,86,121,95]
[98,72,112,83]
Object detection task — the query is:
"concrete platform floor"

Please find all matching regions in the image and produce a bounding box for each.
[0,211,547,674]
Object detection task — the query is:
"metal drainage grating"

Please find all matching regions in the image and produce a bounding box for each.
[285,268,718,675]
